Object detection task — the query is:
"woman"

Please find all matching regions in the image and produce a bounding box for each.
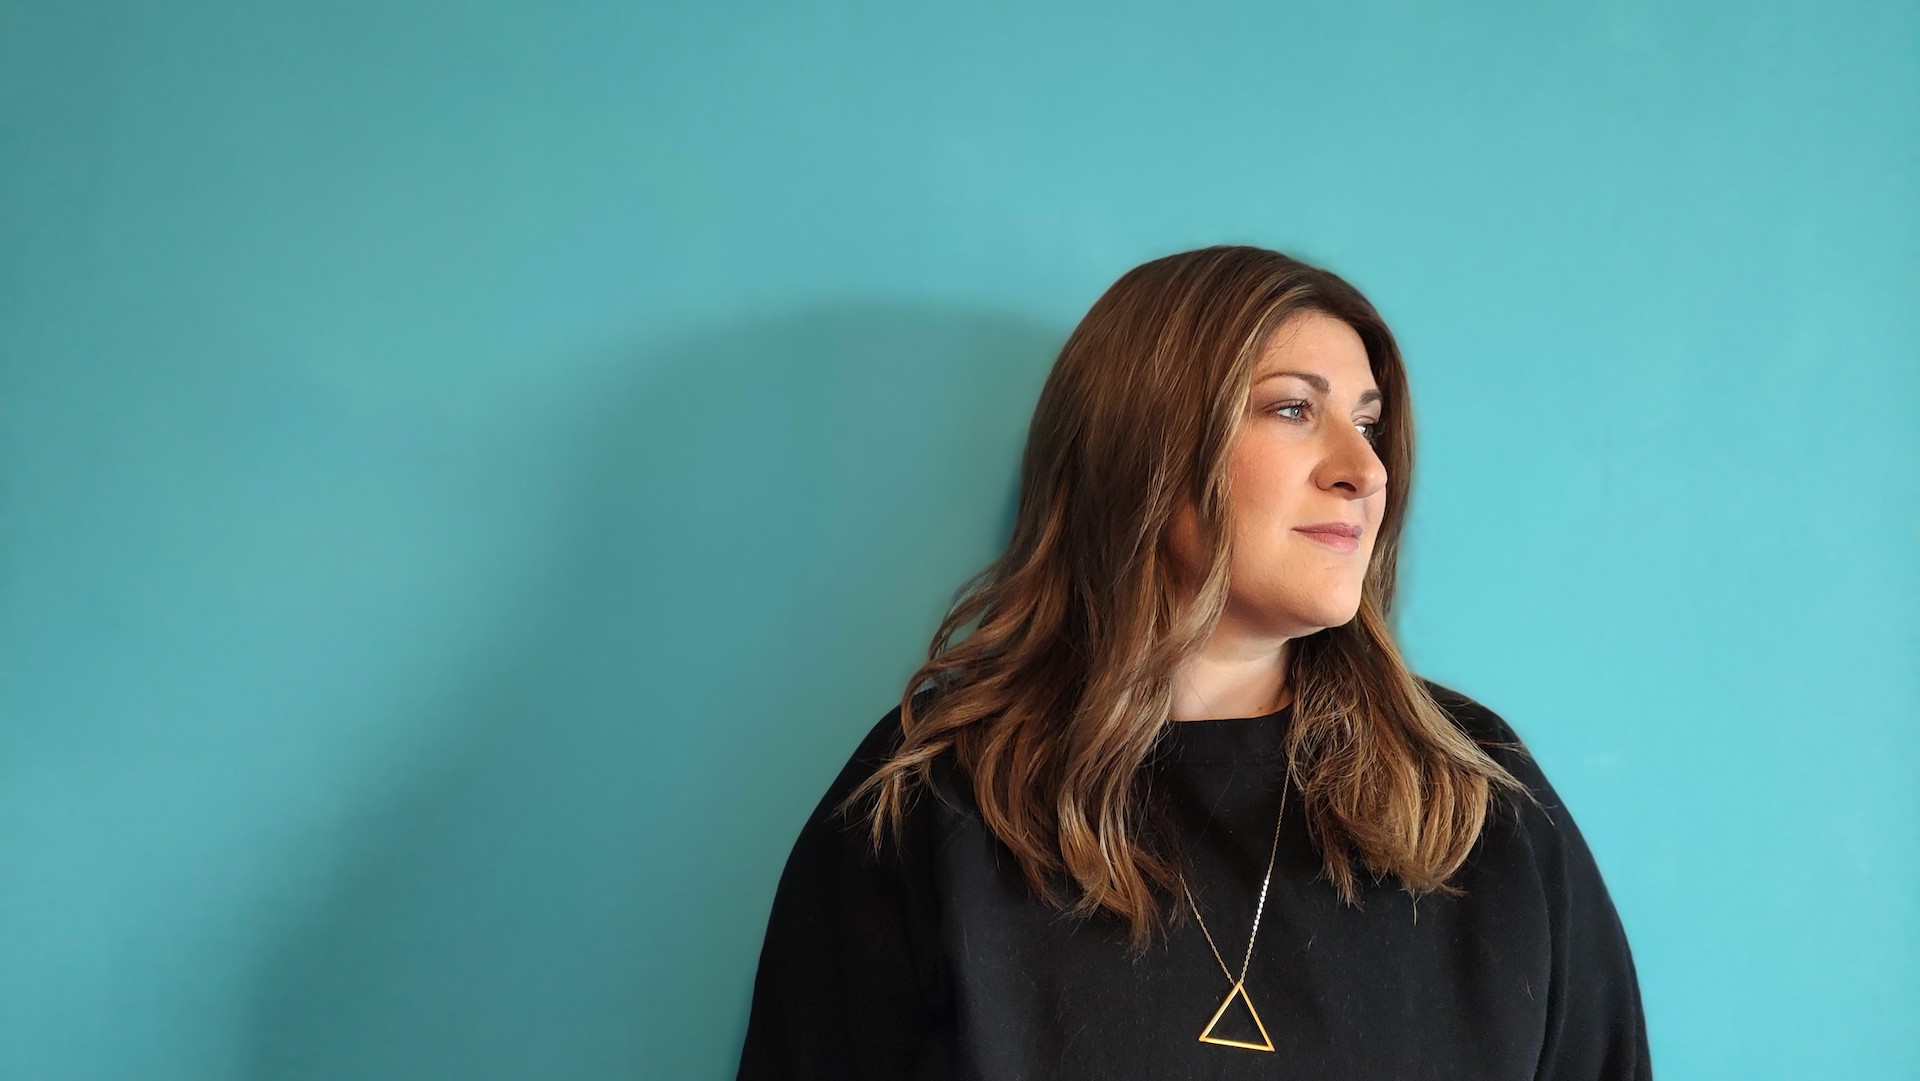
[734,245,1652,1080]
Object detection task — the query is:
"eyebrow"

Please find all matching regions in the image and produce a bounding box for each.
[1255,369,1384,408]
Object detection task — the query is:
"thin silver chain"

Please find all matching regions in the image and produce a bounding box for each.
[1182,760,1292,986]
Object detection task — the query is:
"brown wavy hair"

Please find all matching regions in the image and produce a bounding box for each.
[839,244,1537,957]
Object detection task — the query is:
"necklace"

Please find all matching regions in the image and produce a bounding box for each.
[1182,758,1292,1052]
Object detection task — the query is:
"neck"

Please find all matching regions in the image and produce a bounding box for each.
[1169,634,1294,721]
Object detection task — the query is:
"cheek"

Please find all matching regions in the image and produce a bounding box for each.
[1229,449,1305,511]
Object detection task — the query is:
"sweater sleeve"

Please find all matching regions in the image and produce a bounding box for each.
[734,708,951,1081]
[1462,695,1654,1081]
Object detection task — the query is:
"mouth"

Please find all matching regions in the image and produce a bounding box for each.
[1294,522,1363,553]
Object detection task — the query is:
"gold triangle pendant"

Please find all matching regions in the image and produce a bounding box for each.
[1197,979,1275,1051]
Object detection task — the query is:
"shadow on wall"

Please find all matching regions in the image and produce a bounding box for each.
[241,306,1059,1079]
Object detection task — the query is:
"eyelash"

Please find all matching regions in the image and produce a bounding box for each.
[1271,400,1384,445]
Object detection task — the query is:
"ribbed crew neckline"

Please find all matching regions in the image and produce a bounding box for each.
[1152,702,1295,764]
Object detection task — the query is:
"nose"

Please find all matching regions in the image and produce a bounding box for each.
[1314,422,1387,499]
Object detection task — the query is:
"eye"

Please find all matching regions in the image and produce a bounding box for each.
[1271,400,1385,446]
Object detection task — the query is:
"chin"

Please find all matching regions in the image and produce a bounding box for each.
[1308,612,1361,634]
[1300,597,1364,632]
[1238,585,1364,635]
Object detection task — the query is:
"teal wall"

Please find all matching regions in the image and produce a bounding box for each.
[4,2,1915,1078]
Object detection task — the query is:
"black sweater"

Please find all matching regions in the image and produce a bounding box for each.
[735,681,1651,1080]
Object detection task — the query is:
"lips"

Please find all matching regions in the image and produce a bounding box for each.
[1294,522,1363,538]
[1294,522,1363,553]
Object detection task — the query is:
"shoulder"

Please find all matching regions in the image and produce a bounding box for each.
[1421,676,1521,745]
[1423,678,1534,774]
[1418,679,1644,1010]
[1416,678,1636,918]
[1418,677,1573,833]
[809,698,972,854]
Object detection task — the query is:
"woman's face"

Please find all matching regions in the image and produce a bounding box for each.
[1171,310,1389,638]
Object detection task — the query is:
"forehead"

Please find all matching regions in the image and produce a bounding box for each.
[1251,312,1374,397]
[1252,311,1374,385]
